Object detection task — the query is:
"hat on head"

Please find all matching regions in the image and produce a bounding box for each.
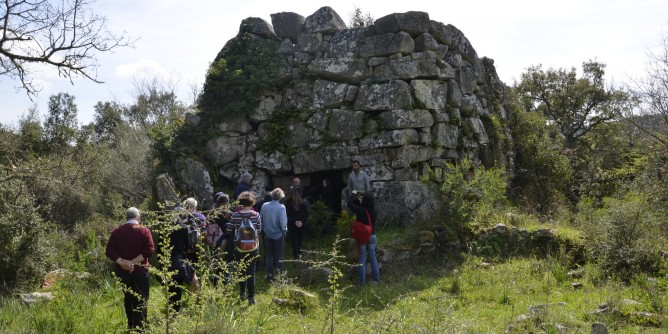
[240,172,252,182]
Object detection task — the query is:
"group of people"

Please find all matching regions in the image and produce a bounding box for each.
[105,160,379,332]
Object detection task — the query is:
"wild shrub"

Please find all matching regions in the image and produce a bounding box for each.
[0,176,52,295]
[306,200,334,236]
[578,193,664,280]
[507,102,572,214]
[425,158,508,233]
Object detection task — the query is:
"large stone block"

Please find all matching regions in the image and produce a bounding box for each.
[327,109,365,140]
[354,80,414,111]
[414,32,439,52]
[254,150,293,173]
[304,6,347,34]
[432,123,460,148]
[374,12,431,37]
[374,57,454,81]
[292,144,351,174]
[389,144,441,168]
[464,117,489,145]
[358,129,419,151]
[322,28,366,58]
[297,33,322,54]
[412,80,448,110]
[378,109,434,129]
[270,12,305,43]
[372,180,441,224]
[429,21,478,64]
[358,32,415,58]
[239,17,277,40]
[312,80,350,109]
[216,116,252,134]
[460,95,483,117]
[176,157,215,208]
[207,135,247,166]
[308,58,369,84]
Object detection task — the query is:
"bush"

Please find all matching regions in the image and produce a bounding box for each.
[426,158,508,233]
[578,193,665,281]
[508,103,572,214]
[0,177,52,295]
[307,200,334,236]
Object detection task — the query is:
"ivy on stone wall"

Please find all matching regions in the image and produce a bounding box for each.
[199,33,282,123]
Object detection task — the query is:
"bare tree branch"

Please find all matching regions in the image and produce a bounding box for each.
[0,0,132,96]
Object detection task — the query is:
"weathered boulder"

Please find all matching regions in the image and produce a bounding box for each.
[326,109,365,141]
[374,57,455,81]
[308,58,369,84]
[270,12,305,43]
[297,33,322,54]
[155,173,179,205]
[312,80,350,109]
[374,11,431,37]
[414,33,439,52]
[254,150,292,173]
[358,32,415,58]
[378,109,434,129]
[292,143,351,174]
[239,17,277,40]
[303,6,346,34]
[176,157,214,206]
[207,135,247,166]
[359,129,419,151]
[354,80,414,111]
[412,79,449,109]
[429,21,478,64]
[432,123,460,148]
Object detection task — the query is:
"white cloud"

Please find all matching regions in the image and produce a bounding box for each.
[114,59,170,79]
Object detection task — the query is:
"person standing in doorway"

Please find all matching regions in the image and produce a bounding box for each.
[106,207,154,332]
[347,160,371,196]
[284,187,308,259]
[234,172,253,200]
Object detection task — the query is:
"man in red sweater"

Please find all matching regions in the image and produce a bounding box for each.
[106,207,154,332]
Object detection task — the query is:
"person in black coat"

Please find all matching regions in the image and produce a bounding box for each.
[284,187,308,259]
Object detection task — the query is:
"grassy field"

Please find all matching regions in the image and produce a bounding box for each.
[1,226,666,334]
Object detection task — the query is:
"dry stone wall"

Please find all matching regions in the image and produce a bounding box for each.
[184,6,510,222]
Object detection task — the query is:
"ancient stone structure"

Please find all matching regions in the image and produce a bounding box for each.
[176,7,510,221]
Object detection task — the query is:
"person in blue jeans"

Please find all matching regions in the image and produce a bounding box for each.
[347,192,380,285]
[259,188,288,282]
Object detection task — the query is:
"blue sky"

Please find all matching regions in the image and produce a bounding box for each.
[1,0,667,127]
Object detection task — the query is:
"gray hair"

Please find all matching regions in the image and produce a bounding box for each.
[182,197,198,210]
[270,188,285,201]
[239,172,252,183]
[125,207,140,220]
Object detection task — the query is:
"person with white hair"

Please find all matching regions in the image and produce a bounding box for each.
[106,207,154,331]
[167,197,204,312]
[234,172,253,200]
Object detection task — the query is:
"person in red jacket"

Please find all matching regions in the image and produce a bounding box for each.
[106,207,154,332]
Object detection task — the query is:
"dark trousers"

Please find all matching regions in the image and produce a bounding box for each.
[235,249,258,299]
[264,236,285,277]
[118,270,150,330]
[287,223,304,259]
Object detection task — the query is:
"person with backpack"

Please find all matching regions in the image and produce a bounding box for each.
[167,198,203,312]
[226,191,262,305]
[207,192,232,284]
[347,191,380,285]
[284,187,308,260]
[106,207,154,332]
[259,188,287,282]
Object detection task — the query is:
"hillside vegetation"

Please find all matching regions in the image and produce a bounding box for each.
[1,35,668,334]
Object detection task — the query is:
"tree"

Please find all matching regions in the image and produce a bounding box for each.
[349,6,374,28]
[44,92,78,148]
[628,34,668,150]
[515,60,630,148]
[0,0,131,96]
